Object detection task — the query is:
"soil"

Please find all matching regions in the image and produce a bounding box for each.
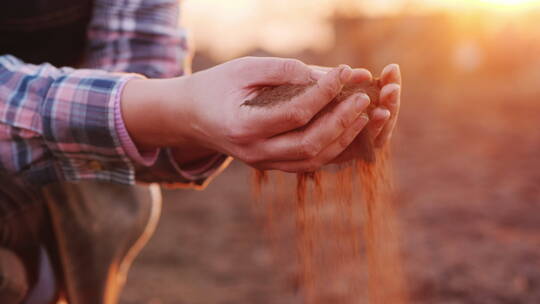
[243,79,381,109]
[245,76,402,303]
[246,76,402,303]
[244,78,382,163]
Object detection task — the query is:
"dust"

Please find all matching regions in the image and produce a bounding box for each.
[248,77,407,304]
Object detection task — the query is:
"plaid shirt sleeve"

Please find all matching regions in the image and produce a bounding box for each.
[0,55,143,185]
[0,0,230,187]
[82,0,230,188]
[83,0,190,78]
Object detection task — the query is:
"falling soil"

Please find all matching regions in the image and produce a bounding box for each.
[246,77,407,304]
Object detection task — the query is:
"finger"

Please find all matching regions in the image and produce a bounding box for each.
[310,66,372,84]
[249,92,370,162]
[374,83,401,147]
[240,65,353,138]
[309,65,330,73]
[307,66,328,80]
[330,136,362,164]
[334,79,400,162]
[367,107,390,139]
[237,57,315,86]
[257,114,370,172]
[380,63,401,86]
[349,68,373,84]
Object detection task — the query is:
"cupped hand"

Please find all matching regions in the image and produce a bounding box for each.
[331,63,401,164]
[168,57,373,172]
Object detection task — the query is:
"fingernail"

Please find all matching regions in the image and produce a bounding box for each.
[382,63,399,74]
[382,108,391,119]
[339,64,352,82]
[360,113,370,122]
[356,93,370,113]
[372,107,391,120]
[382,63,401,84]
[381,83,401,105]
[392,63,401,75]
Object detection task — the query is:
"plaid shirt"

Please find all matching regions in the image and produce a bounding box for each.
[0,0,230,188]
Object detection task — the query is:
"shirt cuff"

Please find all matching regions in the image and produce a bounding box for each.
[134,148,232,190]
[166,149,228,181]
[113,86,159,167]
[41,69,145,184]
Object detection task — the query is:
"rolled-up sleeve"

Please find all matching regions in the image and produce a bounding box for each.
[83,0,231,189]
[0,55,143,185]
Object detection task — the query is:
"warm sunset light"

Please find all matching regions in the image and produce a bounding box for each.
[479,0,536,6]
[5,0,540,303]
[474,0,540,11]
[183,0,540,60]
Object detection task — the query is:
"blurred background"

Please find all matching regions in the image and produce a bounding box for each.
[121,0,540,303]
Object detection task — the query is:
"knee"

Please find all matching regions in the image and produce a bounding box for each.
[0,248,28,304]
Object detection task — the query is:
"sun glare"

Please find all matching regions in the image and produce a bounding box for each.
[478,0,538,8]
[481,0,532,4]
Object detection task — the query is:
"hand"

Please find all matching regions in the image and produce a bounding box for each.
[370,64,401,148]
[122,57,372,172]
[179,57,376,172]
[332,64,401,163]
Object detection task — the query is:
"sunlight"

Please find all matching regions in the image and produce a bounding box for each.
[419,0,540,12]
[477,0,539,9]
[479,0,535,5]
[182,0,540,60]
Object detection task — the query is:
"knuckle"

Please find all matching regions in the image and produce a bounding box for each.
[339,133,354,150]
[280,59,303,76]
[320,81,339,100]
[336,115,350,131]
[285,107,310,126]
[248,150,267,164]
[224,129,242,143]
[299,138,321,158]
[224,124,251,145]
[330,79,341,94]
[236,146,262,165]
[238,149,256,164]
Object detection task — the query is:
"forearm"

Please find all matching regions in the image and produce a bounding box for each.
[120,77,219,165]
[83,0,229,185]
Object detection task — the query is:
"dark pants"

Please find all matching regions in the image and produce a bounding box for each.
[0,174,161,304]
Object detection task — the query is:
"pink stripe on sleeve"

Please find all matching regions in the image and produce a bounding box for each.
[114,79,159,166]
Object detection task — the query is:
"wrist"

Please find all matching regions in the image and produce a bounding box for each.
[121,78,187,149]
[121,76,218,165]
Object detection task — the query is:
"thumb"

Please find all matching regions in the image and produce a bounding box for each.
[235,57,316,86]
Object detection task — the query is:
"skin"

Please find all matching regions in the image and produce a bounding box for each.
[121,57,401,173]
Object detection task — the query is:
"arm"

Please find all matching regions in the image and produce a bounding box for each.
[119,58,402,173]
[0,55,142,185]
[82,0,401,186]
[119,57,372,173]
[0,54,381,187]
[83,0,230,188]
